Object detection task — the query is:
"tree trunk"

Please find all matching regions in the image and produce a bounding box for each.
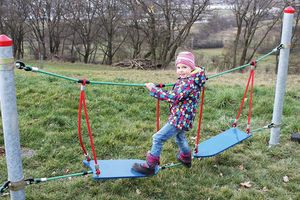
[233,25,241,67]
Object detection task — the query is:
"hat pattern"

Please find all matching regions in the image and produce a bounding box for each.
[175,51,195,70]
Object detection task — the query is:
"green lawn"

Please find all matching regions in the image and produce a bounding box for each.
[0,61,299,199]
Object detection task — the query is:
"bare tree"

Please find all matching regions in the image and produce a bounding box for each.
[228,0,283,67]
[122,0,146,59]
[26,0,51,60]
[45,0,66,57]
[291,2,300,50]
[134,0,209,68]
[97,0,127,65]
[288,0,300,73]
[0,0,4,33]
[64,0,102,63]
[1,0,29,59]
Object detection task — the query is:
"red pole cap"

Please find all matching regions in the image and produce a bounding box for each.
[0,35,13,47]
[284,6,295,14]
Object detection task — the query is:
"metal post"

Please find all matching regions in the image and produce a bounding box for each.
[269,7,295,146]
[0,35,25,199]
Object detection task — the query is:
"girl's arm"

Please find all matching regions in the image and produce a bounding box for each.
[149,82,193,103]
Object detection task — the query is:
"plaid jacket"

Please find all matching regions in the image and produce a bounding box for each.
[150,70,206,131]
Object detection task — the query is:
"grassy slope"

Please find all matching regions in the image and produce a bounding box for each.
[0,61,299,199]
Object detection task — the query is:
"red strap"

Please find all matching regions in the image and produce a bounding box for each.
[82,92,100,174]
[156,100,160,131]
[78,90,89,159]
[77,80,100,175]
[156,84,163,131]
[232,70,253,128]
[232,69,255,134]
[246,70,255,133]
[194,87,205,154]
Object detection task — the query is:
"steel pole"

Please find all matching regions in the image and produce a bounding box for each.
[0,35,25,199]
[269,7,295,146]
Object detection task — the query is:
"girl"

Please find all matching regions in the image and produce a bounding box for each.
[132,51,206,175]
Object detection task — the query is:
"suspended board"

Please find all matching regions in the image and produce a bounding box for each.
[193,128,252,158]
[83,159,159,180]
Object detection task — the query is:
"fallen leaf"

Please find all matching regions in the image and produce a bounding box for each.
[136,189,141,195]
[240,181,252,188]
[238,164,244,170]
[283,176,289,183]
[261,187,268,192]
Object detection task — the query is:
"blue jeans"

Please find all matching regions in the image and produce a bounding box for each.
[150,123,190,157]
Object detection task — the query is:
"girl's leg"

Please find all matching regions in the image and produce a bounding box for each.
[132,123,179,175]
[150,123,180,157]
[175,130,190,154]
[175,130,192,168]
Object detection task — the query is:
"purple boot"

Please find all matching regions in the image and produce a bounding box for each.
[132,153,160,175]
[177,152,192,168]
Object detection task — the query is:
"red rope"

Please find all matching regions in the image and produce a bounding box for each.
[77,80,100,175]
[194,87,205,154]
[156,99,160,131]
[232,66,255,134]
[78,88,89,160]
[232,70,253,127]
[246,70,255,133]
[156,84,163,131]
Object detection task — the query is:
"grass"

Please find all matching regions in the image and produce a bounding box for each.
[0,60,300,199]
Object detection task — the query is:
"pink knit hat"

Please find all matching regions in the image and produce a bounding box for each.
[175,51,195,70]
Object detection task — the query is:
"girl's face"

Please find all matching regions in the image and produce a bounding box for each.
[176,63,192,78]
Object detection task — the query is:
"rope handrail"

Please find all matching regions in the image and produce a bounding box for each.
[207,44,281,79]
[15,44,282,86]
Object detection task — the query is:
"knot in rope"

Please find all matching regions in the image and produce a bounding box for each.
[250,60,257,70]
[79,79,90,91]
[250,60,256,67]
[155,83,165,88]
[78,79,90,85]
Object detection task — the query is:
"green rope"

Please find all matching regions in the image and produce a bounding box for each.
[89,80,174,87]
[160,163,183,170]
[250,127,268,133]
[30,170,93,184]
[32,68,79,82]
[26,66,173,87]
[207,46,279,80]
[256,49,277,62]
[18,44,280,86]
[208,63,251,79]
